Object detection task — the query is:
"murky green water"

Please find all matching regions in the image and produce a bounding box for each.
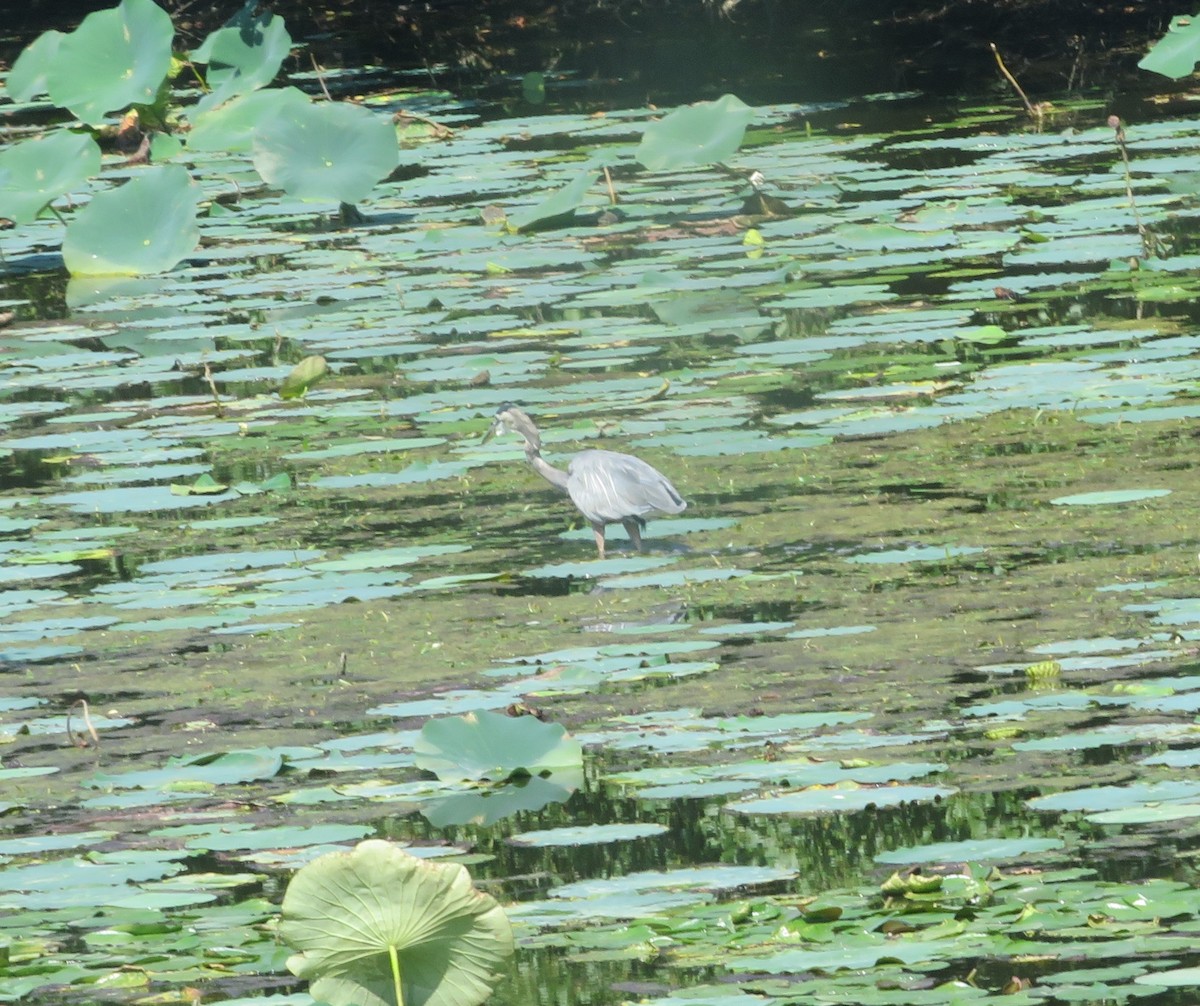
[3,23,1200,1006]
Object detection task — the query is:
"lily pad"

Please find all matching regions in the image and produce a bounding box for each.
[726,784,957,815]
[875,836,1064,864]
[507,823,668,847]
[1050,489,1172,506]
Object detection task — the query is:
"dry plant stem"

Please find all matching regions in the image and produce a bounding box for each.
[603,165,618,205]
[1110,116,1157,258]
[395,109,455,139]
[203,361,224,416]
[66,699,100,748]
[989,43,1038,122]
[310,53,334,102]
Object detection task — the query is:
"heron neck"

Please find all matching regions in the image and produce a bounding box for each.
[525,443,570,493]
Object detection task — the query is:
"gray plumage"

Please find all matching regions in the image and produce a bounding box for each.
[483,403,686,558]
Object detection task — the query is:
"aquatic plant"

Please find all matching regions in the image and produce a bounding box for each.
[414,709,583,782]
[280,839,514,1006]
[1140,13,1200,78]
[1,0,397,275]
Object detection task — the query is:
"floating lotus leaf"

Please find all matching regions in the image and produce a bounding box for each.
[414,709,583,782]
[0,131,101,225]
[846,545,985,565]
[87,748,285,791]
[1137,966,1200,987]
[43,0,174,126]
[280,839,514,1006]
[875,836,1064,865]
[252,99,397,204]
[62,165,201,276]
[1050,488,1171,506]
[508,822,667,847]
[636,93,753,171]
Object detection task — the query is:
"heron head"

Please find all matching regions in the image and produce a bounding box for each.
[482,403,541,451]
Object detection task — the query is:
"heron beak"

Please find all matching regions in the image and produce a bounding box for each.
[481,417,502,444]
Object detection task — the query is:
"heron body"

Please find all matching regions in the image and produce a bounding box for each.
[484,404,687,558]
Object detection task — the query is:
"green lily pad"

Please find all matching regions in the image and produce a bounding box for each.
[846,545,984,564]
[507,823,668,847]
[1051,489,1172,506]
[87,749,285,791]
[1136,966,1200,986]
[727,784,957,815]
[875,836,1064,865]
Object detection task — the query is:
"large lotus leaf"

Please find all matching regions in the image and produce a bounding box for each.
[0,131,101,224]
[62,165,201,276]
[414,709,583,782]
[187,86,310,153]
[45,0,174,126]
[5,29,65,101]
[192,7,292,115]
[280,839,514,1006]
[636,93,754,171]
[1139,15,1200,79]
[252,99,397,204]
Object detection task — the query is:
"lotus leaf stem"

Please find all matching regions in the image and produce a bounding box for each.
[389,944,403,1006]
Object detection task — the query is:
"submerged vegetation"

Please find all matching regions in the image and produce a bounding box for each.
[3,1,1200,1005]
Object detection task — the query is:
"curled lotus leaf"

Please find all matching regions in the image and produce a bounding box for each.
[191,6,292,113]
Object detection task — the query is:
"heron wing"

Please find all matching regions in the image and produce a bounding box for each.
[566,450,686,525]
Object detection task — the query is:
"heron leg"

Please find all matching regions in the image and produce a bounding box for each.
[622,518,643,552]
[592,523,607,559]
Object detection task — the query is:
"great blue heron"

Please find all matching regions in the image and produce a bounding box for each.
[483,403,687,558]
